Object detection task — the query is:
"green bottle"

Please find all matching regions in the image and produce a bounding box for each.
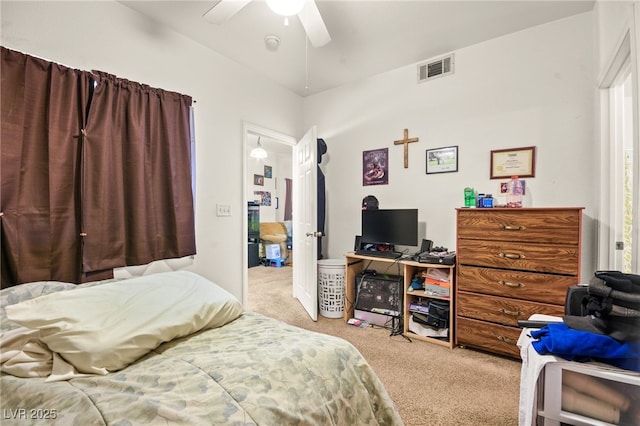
[464,187,475,207]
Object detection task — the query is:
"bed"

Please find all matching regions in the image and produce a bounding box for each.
[0,271,403,425]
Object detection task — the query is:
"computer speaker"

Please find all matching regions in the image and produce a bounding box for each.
[420,239,433,253]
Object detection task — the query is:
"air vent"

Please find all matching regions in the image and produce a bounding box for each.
[417,53,455,83]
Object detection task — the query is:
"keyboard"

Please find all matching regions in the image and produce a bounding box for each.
[355,250,401,259]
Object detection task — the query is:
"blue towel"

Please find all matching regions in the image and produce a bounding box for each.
[530,323,640,372]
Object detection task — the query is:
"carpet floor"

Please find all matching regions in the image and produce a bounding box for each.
[247,265,522,426]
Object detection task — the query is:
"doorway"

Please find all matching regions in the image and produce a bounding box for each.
[242,123,295,307]
[598,31,639,273]
[608,64,634,272]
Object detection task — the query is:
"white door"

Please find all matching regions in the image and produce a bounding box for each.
[293,126,318,320]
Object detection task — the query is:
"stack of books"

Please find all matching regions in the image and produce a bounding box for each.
[421,268,450,297]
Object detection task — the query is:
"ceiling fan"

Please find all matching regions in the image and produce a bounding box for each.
[203,0,331,48]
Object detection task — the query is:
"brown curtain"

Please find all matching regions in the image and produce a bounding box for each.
[1,48,196,287]
[284,178,293,221]
[1,46,92,286]
[81,72,195,273]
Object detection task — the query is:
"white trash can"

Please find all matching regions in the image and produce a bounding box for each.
[318,259,345,319]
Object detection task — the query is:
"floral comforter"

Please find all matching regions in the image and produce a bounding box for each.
[0,281,403,425]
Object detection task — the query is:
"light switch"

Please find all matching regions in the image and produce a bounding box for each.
[216,204,232,217]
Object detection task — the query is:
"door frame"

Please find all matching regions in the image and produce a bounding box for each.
[597,26,640,272]
[242,122,296,307]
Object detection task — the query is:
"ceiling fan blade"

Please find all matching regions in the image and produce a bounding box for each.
[203,0,251,25]
[297,0,331,48]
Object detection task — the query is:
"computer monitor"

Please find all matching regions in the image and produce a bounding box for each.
[361,209,418,246]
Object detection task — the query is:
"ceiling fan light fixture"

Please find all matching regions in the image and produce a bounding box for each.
[266,0,306,17]
[250,138,268,159]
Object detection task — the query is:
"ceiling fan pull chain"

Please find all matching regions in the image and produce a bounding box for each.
[305,25,309,91]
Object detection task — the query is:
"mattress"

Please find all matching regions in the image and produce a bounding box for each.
[0,274,403,425]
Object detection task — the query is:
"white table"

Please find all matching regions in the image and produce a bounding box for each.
[517,315,640,426]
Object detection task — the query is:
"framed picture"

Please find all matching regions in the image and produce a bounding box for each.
[264,165,272,178]
[426,146,458,174]
[490,146,536,179]
[363,148,389,186]
[254,191,271,206]
[254,174,264,186]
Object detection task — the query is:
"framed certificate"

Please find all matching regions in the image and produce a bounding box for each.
[490,146,536,179]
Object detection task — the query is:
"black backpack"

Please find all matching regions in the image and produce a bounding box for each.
[564,271,640,342]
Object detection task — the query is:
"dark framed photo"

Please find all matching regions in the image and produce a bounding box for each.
[426,146,458,174]
[264,165,272,178]
[254,174,264,186]
[490,146,536,179]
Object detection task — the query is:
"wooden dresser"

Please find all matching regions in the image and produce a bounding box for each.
[455,207,583,358]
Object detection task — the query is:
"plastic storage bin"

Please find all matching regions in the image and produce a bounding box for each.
[265,244,281,260]
[318,259,345,319]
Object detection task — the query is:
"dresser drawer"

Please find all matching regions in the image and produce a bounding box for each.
[457,239,579,275]
[457,209,581,244]
[456,317,521,358]
[457,291,565,326]
[457,266,577,304]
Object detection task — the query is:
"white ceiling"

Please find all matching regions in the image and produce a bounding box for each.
[120,0,595,97]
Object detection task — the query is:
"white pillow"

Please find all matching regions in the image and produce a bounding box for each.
[5,271,243,375]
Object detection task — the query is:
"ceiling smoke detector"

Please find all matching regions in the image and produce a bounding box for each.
[264,35,280,52]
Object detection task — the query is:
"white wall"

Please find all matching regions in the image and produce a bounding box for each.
[4,2,633,295]
[0,0,303,300]
[304,12,597,278]
[246,150,292,223]
[595,1,638,76]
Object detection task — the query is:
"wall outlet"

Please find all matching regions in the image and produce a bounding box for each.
[216,204,232,217]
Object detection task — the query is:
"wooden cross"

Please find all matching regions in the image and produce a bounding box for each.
[394,129,419,168]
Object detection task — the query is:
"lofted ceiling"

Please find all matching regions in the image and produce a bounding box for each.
[120,0,595,97]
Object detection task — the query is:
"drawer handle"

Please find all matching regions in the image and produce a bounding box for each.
[499,280,524,288]
[499,308,523,317]
[497,336,517,345]
[499,252,525,260]
[503,225,526,231]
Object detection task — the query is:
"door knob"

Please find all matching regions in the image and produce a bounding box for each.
[306,231,323,237]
